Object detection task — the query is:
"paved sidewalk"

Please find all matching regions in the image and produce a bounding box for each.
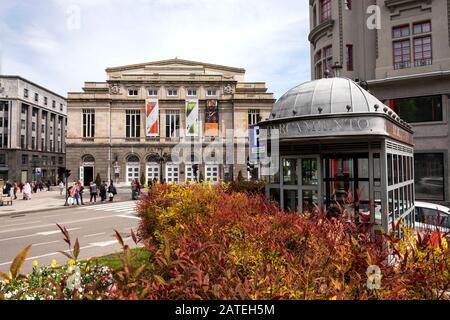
[0,186,143,216]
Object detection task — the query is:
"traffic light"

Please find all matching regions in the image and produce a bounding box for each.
[247,157,255,172]
[65,169,71,178]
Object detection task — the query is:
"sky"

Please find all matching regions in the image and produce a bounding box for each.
[0,0,311,99]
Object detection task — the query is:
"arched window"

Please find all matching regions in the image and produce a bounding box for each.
[127,155,140,163]
[82,155,95,163]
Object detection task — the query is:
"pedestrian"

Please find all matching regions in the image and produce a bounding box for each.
[70,181,80,206]
[136,179,141,196]
[59,180,65,195]
[131,179,137,200]
[13,181,18,200]
[18,183,24,193]
[108,181,117,202]
[100,181,107,202]
[32,181,38,194]
[47,180,51,191]
[67,185,74,205]
[38,181,43,192]
[23,182,32,200]
[77,180,85,205]
[89,181,97,203]
[3,180,12,197]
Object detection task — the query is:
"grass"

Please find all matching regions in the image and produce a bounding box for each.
[93,247,150,271]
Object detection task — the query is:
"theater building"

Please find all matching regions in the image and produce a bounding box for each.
[308,0,450,206]
[66,59,275,185]
[0,76,67,184]
[259,77,415,234]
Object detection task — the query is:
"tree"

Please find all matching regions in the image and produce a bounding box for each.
[140,172,146,186]
[199,173,205,183]
[95,173,101,186]
[237,170,245,183]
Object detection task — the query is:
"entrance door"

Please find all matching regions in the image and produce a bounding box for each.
[165,164,179,183]
[83,167,94,186]
[127,163,140,184]
[146,163,160,183]
[21,171,28,183]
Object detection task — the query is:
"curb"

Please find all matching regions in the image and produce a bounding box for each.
[0,199,134,217]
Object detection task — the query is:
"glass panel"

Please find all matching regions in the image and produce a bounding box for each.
[270,188,280,204]
[283,190,298,212]
[357,158,369,179]
[302,158,318,186]
[392,95,442,123]
[373,153,381,186]
[387,154,393,186]
[302,190,318,213]
[283,159,297,185]
[414,153,444,201]
[393,155,398,185]
[374,192,382,225]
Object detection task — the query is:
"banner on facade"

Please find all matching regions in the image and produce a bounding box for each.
[146,99,159,137]
[186,99,199,137]
[205,100,219,136]
[249,125,266,162]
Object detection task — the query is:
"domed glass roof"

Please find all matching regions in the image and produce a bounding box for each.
[270,77,399,120]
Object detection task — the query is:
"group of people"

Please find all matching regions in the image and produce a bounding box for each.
[2,180,53,201]
[66,180,117,206]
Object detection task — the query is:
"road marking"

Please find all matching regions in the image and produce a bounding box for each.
[0,234,38,243]
[43,214,62,218]
[33,240,60,247]
[83,232,106,238]
[117,215,141,221]
[36,228,80,236]
[0,214,120,234]
[0,220,42,229]
[90,237,132,247]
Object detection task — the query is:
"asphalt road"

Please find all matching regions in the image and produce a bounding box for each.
[0,201,141,274]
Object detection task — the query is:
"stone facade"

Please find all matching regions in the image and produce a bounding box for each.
[0,76,66,185]
[66,59,275,186]
[308,0,450,205]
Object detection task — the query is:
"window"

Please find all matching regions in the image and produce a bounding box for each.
[146,164,160,182]
[320,0,332,22]
[413,36,432,67]
[41,124,45,134]
[0,154,5,166]
[52,100,56,108]
[393,39,411,69]
[24,89,29,98]
[165,110,180,138]
[393,25,410,38]
[1,134,7,148]
[41,138,45,150]
[187,89,197,97]
[59,157,64,165]
[21,135,25,149]
[167,89,178,97]
[165,164,179,183]
[148,89,158,96]
[314,46,333,79]
[205,165,219,182]
[390,95,442,123]
[344,0,351,10]
[82,109,95,138]
[415,153,444,201]
[248,109,260,127]
[31,137,36,150]
[60,104,63,111]
[44,97,48,105]
[413,21,431,35]
[0,118,2,127]
[32,122,36,132]
[22,155,28,165]
[21,120,26,130]
[346,44,353,71]
[126,110,141,138]
[207,89,217,97]
[21,105,27,114]
[32,108,38,118]
[128,89,139,96]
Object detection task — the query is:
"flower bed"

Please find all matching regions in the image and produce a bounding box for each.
[1,183,449,300]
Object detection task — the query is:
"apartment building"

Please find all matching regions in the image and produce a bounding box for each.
[0,76,67,184]
[309,0,450,205]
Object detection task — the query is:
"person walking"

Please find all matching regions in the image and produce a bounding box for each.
[108,181,117,202]
[23,182,32,200]
[47,180,51,192]
[131,179,137,200]
[77,180,85,205]
[13,181,18,200]
[3,180,12,197]
[99,181,107,202]
[59,180,65,195]
[89,181,97,203]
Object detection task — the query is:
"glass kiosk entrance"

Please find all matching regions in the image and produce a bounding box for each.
[260,78,415,235]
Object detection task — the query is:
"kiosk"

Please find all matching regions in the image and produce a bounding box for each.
[259,78,415,234]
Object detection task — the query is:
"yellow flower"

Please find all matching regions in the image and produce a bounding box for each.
[32,260,38,268]
[3,279,9,285]
[69,259,75,266]
[86,266,90,272]
[51,259,57,268]
[8,272,12,280]
[330,296,337,300]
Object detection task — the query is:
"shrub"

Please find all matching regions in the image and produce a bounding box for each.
[95,173,101,186]
[140,172,146,186]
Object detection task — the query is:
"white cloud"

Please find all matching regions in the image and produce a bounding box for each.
[1,0,311,99]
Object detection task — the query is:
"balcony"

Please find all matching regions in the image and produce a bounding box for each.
[394,61,411,70]
[414,58,433,67]
[308,19,334,45]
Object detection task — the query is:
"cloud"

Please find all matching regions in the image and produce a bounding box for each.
[0,0,311,99]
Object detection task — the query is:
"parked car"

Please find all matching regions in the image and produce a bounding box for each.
[414,201,450,233]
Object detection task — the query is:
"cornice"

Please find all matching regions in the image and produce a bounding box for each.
[308,19,335,45]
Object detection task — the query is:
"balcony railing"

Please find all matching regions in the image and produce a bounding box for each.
[394,61,411,70]
[414,58,432,67]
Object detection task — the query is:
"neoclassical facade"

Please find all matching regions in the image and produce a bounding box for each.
[66,59,275,185]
